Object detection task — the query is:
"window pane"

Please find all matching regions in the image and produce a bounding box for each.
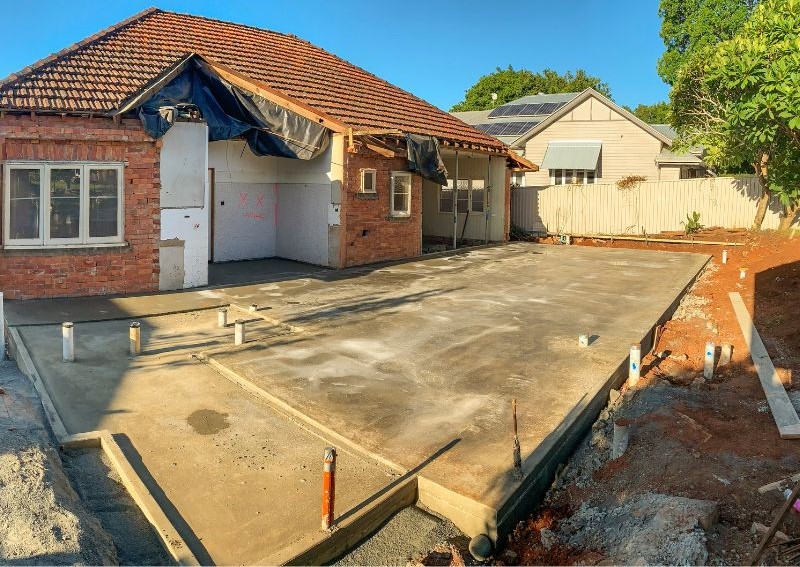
[49,168,81,239]
[552,169,561,185]
[89,169,119,237]
[575,170,585,185]
[9,168,41,239]
[392,174,411,214]
[439,187,453,212]
[362,170,375,192]
[586,170,595,184]
[471,179,485,212]
[456,179,469,212]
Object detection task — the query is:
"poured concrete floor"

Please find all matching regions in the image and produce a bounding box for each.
[12,243,709,562]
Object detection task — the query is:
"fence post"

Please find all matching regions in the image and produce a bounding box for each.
[321,447,336,530]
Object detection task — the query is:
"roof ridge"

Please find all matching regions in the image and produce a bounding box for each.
[0,7,161,90]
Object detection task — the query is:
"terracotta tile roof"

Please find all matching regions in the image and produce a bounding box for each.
[0,8,503,150]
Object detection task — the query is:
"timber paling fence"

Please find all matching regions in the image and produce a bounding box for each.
[511,176,795,235]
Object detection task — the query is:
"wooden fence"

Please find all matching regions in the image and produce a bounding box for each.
[511,176,795,235]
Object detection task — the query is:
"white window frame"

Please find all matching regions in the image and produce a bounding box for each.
[438,178,487,214]
[3,161,125,248]
[389,171,412,217]
[550,169,597,186]
[360,168,377,193]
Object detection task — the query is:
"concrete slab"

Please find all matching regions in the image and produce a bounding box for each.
[17,314,398,565]
[202,243,709,539]
[12,243,709,560]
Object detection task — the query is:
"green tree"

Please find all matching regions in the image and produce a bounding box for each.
[658,0,759,85]
[450,66,611,112]
[624,102,672,124]
[672,0,800,231]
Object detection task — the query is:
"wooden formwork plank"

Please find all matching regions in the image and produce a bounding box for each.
[729,292,800,439]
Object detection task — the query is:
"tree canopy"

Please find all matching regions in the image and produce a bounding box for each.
[657,0,759,85]
[672,0,800,230]
[450,66,611,112]
[625,102,672,124]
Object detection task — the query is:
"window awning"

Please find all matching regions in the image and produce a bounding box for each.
[540,141,602,170]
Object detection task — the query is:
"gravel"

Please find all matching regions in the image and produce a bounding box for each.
[0,358,172,565]
[334,506,465,566]
[0,360,118,565]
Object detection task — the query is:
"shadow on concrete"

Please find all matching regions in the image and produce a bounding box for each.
[336,438,461,525]
[114,433,215,566]
[285,288,462,327]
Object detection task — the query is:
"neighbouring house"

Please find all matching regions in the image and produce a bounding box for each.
[0,8,534,299]
[453,89,707,187]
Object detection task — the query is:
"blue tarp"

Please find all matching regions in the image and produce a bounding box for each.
[137,58,330,160]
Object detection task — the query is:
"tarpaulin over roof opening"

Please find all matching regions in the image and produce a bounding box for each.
[136,57,330,160]
[406,134,448,186]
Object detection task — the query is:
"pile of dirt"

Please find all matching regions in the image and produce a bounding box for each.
[0,361,118,565]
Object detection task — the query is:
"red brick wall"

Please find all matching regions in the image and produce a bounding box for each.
[0,114,160,299]
[342,147,422,267]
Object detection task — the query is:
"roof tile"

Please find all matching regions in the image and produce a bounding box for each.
[0,8,500,149]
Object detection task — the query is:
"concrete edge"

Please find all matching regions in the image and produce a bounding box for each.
[7,303,227,328]
[197,354,406,474]
[491,253,713,543]
[7,329,200,566]
[7,327,69,440]
[417,475,498,540]
[277,475,419,566]
[61,430,200,566]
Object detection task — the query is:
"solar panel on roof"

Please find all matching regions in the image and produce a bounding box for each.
[487,100,571,118]
[474,121,538,137]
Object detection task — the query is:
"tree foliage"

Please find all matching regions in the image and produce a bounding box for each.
[624,102,672,124]
[450,66,611,112]
[657,0,759,85]
[671,0,800,229]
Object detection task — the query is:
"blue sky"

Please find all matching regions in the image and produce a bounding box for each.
[0,0,670,111]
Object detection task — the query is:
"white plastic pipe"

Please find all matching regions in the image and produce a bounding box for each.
[578,334,589,347]
[234,320,245,346]
[218,307,228,328]
[722,249,728,264]
[62,322,74,362]
[129,322,141,356]
[249,303,258,314]
[628,343,641,387]
[719,343,732,367]
[704,341,715,379]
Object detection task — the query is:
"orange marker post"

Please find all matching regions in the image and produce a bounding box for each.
[321,447,337,530]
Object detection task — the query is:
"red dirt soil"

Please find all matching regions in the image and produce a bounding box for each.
[500,230,800,565]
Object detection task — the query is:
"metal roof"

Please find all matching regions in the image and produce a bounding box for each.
[650,124,677,140]
[540,141,602,170]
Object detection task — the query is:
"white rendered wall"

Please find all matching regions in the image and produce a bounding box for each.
[159,122,210,288]
[208,140,334,265]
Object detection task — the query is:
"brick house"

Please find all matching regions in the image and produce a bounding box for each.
[0,8,533,299]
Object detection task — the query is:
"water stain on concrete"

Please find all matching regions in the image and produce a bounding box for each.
[187,409,230,435]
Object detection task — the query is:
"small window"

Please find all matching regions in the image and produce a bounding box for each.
[390,171,412,217]
[439,179,453,212]
[550,169,597,186]
[3,162,124,247]
[360,168,376,193]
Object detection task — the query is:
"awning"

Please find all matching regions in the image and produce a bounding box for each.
[540,141,602,170]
